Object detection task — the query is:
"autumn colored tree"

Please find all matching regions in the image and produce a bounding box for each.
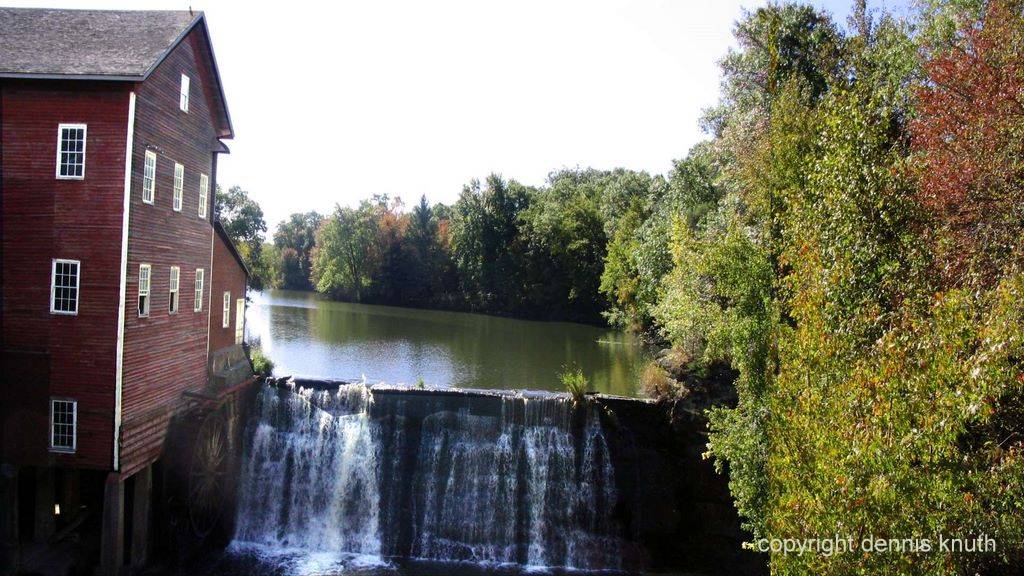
[912,0,1024,287]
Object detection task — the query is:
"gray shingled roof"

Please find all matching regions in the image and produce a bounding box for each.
[0,8,200,79]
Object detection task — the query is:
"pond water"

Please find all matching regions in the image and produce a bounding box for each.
[245,290,652,397]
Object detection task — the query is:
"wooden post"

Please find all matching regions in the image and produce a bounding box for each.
[130,466,151,572]
[99,473,124,576]
[0,464,18,575]
[32,467,55,542]
[61,468,80,517]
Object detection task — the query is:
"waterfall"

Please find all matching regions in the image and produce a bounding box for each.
[234,384,381,558]
[233,382,626,572]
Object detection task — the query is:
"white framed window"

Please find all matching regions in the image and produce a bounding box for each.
[56,123,87,179]
[222,291,231,328]
[194,268,205,312]
[173,162,184,212]
[50,258,80,315]
[235,298,245,344]
[169,266,180,314]
[198,174,209,219]
[142,150,156,204]
[138,264,151,317]
[179,74,190,112]
[49,398,77,452]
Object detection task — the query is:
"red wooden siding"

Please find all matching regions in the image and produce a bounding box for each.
[210,230,248,355]
[1,80,131,470]
[118,27,224,477]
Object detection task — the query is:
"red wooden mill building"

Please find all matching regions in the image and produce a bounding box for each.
[0,8,252,575]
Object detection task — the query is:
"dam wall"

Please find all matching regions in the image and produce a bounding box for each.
[230,378,765,574]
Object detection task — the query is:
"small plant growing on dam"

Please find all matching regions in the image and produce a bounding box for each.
[641,361,676,399]
[250,345,275,376]
[559,365,591,403]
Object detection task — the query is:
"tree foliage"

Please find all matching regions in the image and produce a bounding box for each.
[215,185,269,289]
[652,2,1024,573]
[912,0,1024,287]
[302,169,678,324]
[273,211,322,290]
[225,5,1024,572]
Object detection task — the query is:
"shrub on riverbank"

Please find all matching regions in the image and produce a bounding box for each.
[640,361,675,399]
[250,345,274,376]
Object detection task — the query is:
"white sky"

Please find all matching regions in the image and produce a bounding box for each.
[10,0,910,234]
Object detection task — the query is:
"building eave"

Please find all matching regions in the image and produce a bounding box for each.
[193,16,235,139]
[0,72,141,81]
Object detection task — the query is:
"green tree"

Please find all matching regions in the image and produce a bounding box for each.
[653,2,847,538]
[276,246,303,289]
[403,195,458,305]
[273,211,323,290]
[258,242,282,289]
[215,185,269,289]
[704,1,843,135]
[520,170,608,322]
[597,156,722,334]
[311,202,381,301]
[654,3,1024,573]
[450,174,533,313]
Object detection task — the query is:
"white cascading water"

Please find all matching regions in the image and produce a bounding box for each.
[234,384,381,559]
[233,382,624,572]
[410,397,621,570]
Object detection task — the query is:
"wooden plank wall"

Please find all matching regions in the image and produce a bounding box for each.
[119,28,223,477]
[210,230,247,355]
[1,81,130,470]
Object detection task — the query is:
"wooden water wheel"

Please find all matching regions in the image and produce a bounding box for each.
[187,411,228,538]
